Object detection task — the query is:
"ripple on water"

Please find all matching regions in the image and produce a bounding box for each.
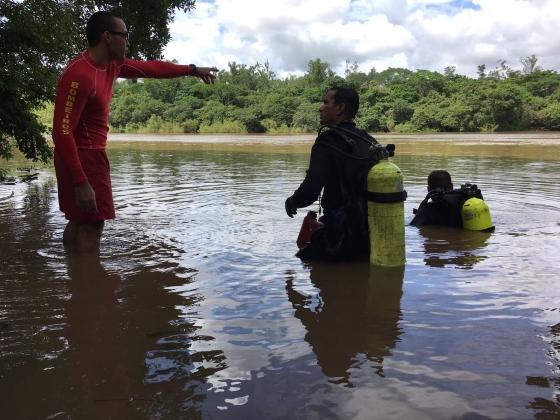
[1,144,560,419]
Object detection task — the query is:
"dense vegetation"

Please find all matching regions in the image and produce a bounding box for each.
[108,56,560,135]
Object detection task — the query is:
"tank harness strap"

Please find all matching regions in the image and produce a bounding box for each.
[314,127,390,163]
[315,141,376,161]
[319,124,377,146]
[367,190,407,203]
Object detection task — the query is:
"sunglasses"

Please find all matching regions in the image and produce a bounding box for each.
[108,30,129,40]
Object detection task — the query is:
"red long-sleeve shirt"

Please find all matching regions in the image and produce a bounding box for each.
[52,51,195,185]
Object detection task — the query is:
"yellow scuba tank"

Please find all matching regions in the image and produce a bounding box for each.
[367,154,407,267]
[462,197,494,231]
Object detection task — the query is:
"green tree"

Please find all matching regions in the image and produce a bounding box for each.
[344,60,368,89]
[487,59,520,80]
[521,54,540,75]
[477,64,486,79]
[0,0,196,162]
[220,61,275,92]
[164,95,204,123]
[521,70,560,97]
[306,59,334,86]
[389,99,414,125]
[356,104,387,132]
[0,0,87,162]
[410,93,445,131]
[370,67,413,85]
[229,106,265,133]
[292,102,320,132]
[260,92,301,126]
[444,66,456,77]
[482,81,526,130]
[194,100,232,126]
[542,101,560,129]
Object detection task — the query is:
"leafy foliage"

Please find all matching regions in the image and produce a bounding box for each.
[0,0,195,162]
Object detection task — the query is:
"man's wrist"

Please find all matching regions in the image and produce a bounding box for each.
[189,64,198,76]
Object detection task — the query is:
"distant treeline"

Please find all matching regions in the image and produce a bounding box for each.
[106,55,560,134]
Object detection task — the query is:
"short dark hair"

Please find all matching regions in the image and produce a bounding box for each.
[86,11,121,46]
[329,87,359,119]
[428,170,453,191]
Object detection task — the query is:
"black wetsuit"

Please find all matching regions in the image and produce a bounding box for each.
[288,122,378,260]
[410,188,484,228]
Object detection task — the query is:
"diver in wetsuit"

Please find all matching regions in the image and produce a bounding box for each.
[410,170,484,228]
[284,87,379,261]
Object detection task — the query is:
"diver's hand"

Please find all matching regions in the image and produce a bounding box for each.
[285,197,297,218]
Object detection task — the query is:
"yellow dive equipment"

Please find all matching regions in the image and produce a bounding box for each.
[367,155,407,267]
[462,197,494,231]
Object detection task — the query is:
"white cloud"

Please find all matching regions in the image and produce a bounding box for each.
[162,0,560,78]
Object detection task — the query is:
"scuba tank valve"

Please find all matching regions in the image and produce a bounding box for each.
[459,183,494,231]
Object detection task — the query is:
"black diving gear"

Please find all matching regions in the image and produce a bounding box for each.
[410,183,484,228]
[287,122,392,261]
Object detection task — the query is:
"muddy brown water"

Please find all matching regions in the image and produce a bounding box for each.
[1,133,559,419]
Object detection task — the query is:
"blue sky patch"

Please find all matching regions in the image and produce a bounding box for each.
[426,0,481,13]
[451,0,481,10]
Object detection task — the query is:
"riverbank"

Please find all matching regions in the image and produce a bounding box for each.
[106,132,560,160]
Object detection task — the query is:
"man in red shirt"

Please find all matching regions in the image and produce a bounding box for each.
[52,11,217,252]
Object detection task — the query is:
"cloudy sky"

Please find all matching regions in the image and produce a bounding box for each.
[163,0,560,78]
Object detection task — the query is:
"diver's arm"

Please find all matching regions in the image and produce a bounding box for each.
[410,206,429,226]
[289,143,329,208]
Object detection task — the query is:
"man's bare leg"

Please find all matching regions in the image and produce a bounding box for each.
[63,220,104,253]
[63,221,78,245]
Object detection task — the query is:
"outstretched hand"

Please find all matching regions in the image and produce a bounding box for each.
[196,67,219,84]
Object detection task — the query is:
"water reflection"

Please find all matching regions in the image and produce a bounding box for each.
[63,253,135,418]
[0,178,221,419]
[286,263,404,384]
[57,252,216,419]
[417,226,491,269]
[2,138,560,418]
[526,322,560,418]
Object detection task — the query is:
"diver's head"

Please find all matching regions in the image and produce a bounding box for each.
[320,87,359,125]
[427,170,453,192]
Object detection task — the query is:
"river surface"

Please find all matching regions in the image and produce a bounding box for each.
[1,133,560,419]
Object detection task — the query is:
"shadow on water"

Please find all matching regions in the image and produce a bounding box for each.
[417,226,491,269]
[286,262,404,385]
